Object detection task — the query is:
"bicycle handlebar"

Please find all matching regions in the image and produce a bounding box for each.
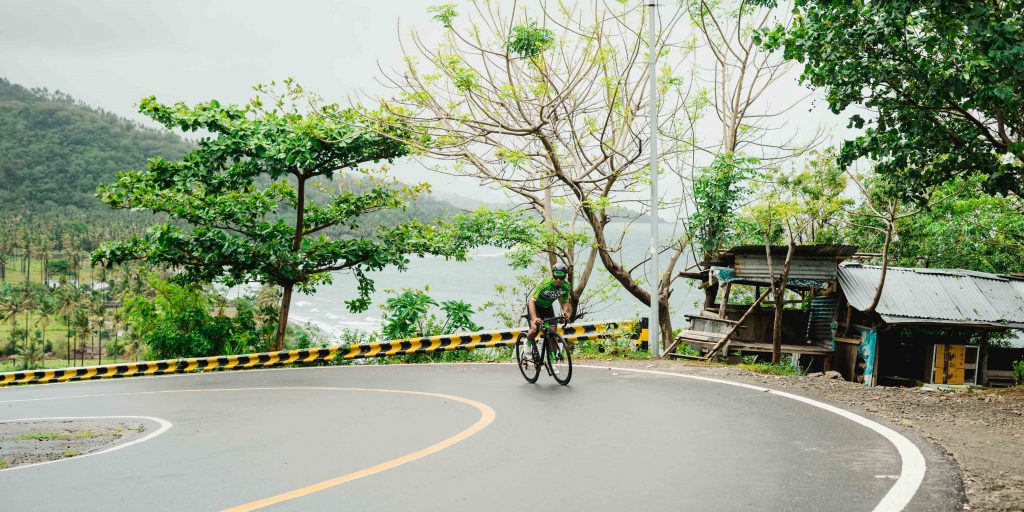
[541,316,568,328]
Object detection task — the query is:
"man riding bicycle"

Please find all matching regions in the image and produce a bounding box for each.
[525,263,573,349]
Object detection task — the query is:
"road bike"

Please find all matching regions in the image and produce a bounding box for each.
[515,316,572,385]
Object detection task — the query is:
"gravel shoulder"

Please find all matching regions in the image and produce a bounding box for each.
[580,358,1024,512]
[0,419,148,470]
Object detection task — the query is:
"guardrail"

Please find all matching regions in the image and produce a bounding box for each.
[0,319,641,386]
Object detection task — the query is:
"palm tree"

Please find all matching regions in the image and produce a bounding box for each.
[0,284,31,362]
[56,284,81,365]
[35,290,57,363]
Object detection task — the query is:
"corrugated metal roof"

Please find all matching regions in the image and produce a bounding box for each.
[734,254,839,282]
[838,263,1024,328]
[723,244,860,257]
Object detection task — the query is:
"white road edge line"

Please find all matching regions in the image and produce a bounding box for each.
[577,364,927,512]
[0,415,173,473]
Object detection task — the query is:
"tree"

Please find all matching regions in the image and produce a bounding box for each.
[94,82,532,350]
[371,1,698,343]
[56,283,82,365]
[755,0,1024,200]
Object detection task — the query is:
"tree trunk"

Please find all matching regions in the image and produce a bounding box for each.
[658,297,671,349]
[274,283,293,351]
[771,238,797,365]
[865,221,893,316]
[719,282,732,318]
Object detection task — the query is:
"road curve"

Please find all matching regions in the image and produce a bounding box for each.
[0,363,959,511]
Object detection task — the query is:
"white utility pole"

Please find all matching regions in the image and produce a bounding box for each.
[647,1,661,356]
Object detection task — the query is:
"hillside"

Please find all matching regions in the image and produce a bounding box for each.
[0,78,193,213]
[0,78,468,229]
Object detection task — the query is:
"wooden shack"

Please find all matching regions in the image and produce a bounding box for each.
[669,246,1024,387]
[668,245,858,369]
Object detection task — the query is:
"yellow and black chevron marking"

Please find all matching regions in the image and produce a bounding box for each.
[0,319,640,386]
[0,347,340,387]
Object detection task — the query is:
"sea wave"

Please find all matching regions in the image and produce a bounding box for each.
[288,311,381,338]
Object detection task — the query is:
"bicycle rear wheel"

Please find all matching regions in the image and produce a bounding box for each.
[545,333,572,385]
[515,334,540,383]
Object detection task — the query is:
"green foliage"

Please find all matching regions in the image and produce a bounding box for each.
[506,22,555,59]
[380,287,482,340]
[691,153,758,258]
[1014,360,1024,385]
[573,333,651,360]
[121,276,268,359]
[427,4,458,29]
[381,289,438,339]
[847,176,1024,274]
[756,1,1024,200]
[15,331,44,370]
[780,148,852,244]
[0,78,193,215]
[740,361,804,376]
[288,322,330,350]
[93,83,535,352]
[94,83,415,309]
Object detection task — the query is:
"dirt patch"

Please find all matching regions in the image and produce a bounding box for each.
[0,419,148,470]
[579,358,1024,512]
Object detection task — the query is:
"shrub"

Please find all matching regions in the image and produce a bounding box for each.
[741,361,804,377]
[122,277,271,359]
[1013,359,1024,385]
[380,288,482,340]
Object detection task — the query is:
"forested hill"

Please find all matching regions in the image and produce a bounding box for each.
[0,78,193,213]
[0,78,467,228]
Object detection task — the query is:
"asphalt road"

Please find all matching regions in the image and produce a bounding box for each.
[0,363,960,511]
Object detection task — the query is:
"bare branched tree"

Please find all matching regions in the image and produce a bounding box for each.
[365,1,697,342]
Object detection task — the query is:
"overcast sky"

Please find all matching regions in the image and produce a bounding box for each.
[0,0,854,204]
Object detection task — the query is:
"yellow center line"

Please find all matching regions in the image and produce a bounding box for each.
[220,388,495,512]
[0,385,495,511]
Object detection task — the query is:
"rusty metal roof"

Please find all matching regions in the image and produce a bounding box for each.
[838,263,1024,329]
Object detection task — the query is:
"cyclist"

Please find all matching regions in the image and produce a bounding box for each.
[524,263,573,356]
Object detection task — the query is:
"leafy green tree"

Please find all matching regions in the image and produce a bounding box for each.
[738,172,801,364]
[755,1,1024,200]
[381,289,438,340]
[121,276,264,359]
[381,288,483,340]
[93,82,491,350]
[691,154,759,260]
[848,176,1024,274]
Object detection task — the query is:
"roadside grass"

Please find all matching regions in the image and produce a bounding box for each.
[0,456,6,469]
[571,334,652,360]
[737,361,805,376]
[14,430,102,441]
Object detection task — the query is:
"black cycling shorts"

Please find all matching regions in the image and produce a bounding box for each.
[526,303,556,323]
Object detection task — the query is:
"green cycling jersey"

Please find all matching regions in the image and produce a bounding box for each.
[530,276,571,308]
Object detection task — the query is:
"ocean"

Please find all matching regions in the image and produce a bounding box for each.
[251,223,702,339]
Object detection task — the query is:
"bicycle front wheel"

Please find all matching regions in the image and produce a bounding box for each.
[515,334,540,383]
[545,333,573,385]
